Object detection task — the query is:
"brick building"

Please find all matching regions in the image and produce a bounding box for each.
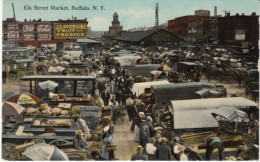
[217,13,259,47]
[168,15,210,41]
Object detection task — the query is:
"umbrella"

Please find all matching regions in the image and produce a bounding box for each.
[2,101,26,116]
[55,66,65,72]
[23,143,69,161]
[39,80,58,91]
[157,64,172,71]
[150,70,162,77]
[60,61,70,66]
[6,94,41,105]
[48,66,59,73]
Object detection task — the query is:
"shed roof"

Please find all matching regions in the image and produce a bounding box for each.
[77,38,101,43]
[11,59,34,63]
[113,29,184,42]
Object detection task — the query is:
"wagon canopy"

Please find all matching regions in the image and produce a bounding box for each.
[127,64,161,77]
[113,55,142,67]
[170,97,257,130]
[133,80,170,96]
[212,106,249,123]
[151,82,215,106]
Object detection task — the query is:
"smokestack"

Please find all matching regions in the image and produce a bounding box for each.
[214,6,217,16]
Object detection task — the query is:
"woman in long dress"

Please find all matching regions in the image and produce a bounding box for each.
[134,112,145,142]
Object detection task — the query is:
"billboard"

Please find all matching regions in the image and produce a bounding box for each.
[6,24,19,40]
[235,30,246,41]
[54,23,87,39]
[37,23,51,40]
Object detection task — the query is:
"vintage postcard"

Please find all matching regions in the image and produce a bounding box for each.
[1,0,259,161]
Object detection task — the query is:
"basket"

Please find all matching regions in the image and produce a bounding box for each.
[105,145,117,151]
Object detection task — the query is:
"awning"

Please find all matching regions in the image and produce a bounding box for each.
[212,106,249,122]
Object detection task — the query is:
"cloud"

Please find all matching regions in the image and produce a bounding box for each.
[88,16,111,31]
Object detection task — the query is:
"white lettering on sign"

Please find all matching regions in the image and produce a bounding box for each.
[7,31,19,39]
[23,25,34,32]
[37,25,50,32]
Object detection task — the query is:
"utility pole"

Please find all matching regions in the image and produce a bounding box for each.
[12,3,17,48]
[155,3,159,47]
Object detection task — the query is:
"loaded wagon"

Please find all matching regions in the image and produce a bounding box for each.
[8,58,34,81]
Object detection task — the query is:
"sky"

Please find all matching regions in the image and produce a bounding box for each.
[1,0,260,31]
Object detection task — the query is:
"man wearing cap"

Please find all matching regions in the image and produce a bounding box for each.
[154,130,162,147]
[139,117,150,151]
[73,129,87,150]
[131,145,148,161]
[155,137,172,160]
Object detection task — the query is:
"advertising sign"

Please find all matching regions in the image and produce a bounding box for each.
[54,23,87,39]
[23,33,35,40]
[37,23,51,40]
[23,24,34,32]
[6,24,19,40]
[235,30,246,41]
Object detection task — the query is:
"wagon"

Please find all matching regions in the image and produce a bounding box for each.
[245,69,259,97]
[127,64,161,77]
[177,62,201,81]
[8,58,34,81]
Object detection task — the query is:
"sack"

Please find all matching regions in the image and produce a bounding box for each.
[141,124,149,138]
[105,145,117,151]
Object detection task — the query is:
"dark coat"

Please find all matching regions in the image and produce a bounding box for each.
[131,152,147,161]
[155,143,172,160]
[73,135,86,150]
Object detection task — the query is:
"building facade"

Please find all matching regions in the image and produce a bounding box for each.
[2,18,88,50]
[168,15,210,41]
[168,11,259,47]
[217,13,259,47]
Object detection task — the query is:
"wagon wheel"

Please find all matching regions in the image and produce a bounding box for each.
[83,115,99,132]
[67,153,85,160]
[2,143,17,160]
[245,86,250,96]
[48,139,71,146]
[242,133,255,147]
[8,73,17,81]
[17,71,24,82]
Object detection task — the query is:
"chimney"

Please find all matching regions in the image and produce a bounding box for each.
[251,12,256,16]
[226,12,230,17]
[214,6,217,17]
[241,13,245,16]
[236,13,239,16]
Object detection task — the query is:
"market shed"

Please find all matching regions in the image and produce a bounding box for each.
[112,29,184,47]
[133,80,170,96]
[127,64,161,77]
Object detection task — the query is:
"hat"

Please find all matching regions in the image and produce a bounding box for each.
[75,129,83,135]
[136,145,144,151]
[174,136,180,142]
[161,137,167,142]
[139,112,145,118]
[103,125,110,132]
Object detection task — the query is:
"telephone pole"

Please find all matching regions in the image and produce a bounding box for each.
[155,3,159,47]
[12,3,17,48]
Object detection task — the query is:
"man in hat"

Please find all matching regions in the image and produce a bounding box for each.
[139,117,150,151]
[73,129,87,150]
[133,112,145,142]
[172,136,185,160]
[155,137,172,160]
[154,130,162,147]
[131,145,148,161]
